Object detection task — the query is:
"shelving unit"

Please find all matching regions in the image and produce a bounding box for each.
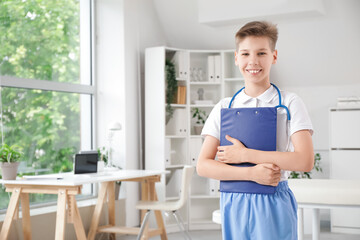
[145,46,244,231]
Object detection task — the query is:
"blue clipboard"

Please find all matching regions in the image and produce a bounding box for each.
[220,107,277,194]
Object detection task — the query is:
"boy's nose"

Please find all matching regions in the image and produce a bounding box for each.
[248,56,259,65]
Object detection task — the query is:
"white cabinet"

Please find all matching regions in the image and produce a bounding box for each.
[329,108,360,234]
[145,46,243,231]
[330,110,360,148]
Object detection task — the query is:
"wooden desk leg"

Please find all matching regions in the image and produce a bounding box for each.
[88,182,109,240]
[55,189,67,240]
[20,193,31,240]
[107,182,116,240]
[0,187,21,240]
[149,181,167,240]
[69,195,87,240]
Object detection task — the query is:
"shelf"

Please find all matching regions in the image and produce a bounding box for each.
[191,194,220,199]
[224,77,245,81]
[165,135,187,139]
[166,104,186,108]
[190,82,221,85]
[176,77,187,81]
[165,164,185,169]
[190,104,215,108]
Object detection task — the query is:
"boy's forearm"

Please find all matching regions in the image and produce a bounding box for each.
[244,149,313,172]
[242,130,314,172]
[197,158,252,181]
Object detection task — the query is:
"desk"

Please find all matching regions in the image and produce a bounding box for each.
[288,179,360,240]
[0,170,168,240]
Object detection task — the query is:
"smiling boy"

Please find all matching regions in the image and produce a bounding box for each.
[197,21,314,240]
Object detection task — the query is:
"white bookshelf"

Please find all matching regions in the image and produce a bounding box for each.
[145,46,244,230]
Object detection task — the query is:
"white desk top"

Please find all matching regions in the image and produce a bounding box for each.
[288,179,360,206]
[0,169,168,186]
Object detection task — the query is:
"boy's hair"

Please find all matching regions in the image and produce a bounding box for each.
[235,21,278,51]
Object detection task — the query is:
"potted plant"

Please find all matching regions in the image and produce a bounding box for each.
[165,59,177,124]
[0,144,23,180]
[192,108,208,135]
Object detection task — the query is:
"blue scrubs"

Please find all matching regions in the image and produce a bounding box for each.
[220,181,297,240]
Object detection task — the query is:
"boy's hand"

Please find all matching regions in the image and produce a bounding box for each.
[217,135,246,164]
[251,163,281,186]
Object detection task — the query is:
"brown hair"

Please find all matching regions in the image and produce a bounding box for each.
[235,21,278,51]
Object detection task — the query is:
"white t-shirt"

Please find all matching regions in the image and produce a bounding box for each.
[201,85,314,181]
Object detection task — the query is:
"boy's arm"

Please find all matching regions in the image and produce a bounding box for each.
[197,135,281,186]
[217,130,314,172]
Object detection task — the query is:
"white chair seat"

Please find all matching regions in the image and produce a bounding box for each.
[212,209,221,224]
[136,200,182,212]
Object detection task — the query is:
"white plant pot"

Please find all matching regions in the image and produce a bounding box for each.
[194,125,204,135]
[1,162,20,180]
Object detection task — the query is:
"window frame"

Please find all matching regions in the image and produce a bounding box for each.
[0,0,97,211]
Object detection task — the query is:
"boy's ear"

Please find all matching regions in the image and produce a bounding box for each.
[234,51,239,66]
[272,50,278,64]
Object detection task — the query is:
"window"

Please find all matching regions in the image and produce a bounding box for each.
[0,0,94,209]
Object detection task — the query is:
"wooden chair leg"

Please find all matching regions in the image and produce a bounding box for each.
[149,181,167,240]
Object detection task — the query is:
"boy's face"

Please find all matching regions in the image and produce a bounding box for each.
[235,36,277,85]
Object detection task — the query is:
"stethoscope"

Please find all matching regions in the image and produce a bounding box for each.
[228,83,291,120]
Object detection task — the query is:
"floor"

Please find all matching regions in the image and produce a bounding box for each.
[106,229,360,240]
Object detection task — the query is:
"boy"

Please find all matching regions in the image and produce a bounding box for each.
[197,21,314,240]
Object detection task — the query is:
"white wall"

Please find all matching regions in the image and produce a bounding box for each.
[149,0,360,179]
[96,0,167,228]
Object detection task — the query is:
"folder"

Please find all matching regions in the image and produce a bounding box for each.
[220,107,277,194]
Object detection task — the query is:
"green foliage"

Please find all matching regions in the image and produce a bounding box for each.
[0,0,80,83]
[98,146,108,164]
[289,153,322,179]
[0,143,22,163]
[191,108,208,125]
[165,59,177,119]
[0,0,86,207]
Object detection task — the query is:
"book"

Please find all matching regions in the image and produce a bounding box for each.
[177,86,186,104]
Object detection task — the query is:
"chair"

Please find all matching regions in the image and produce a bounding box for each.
[136,165,195,240]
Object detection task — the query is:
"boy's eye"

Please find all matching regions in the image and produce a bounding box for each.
[241,53,249,56]
[258,52,266,56]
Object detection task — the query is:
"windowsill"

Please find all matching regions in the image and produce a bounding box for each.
[0,197,125,222]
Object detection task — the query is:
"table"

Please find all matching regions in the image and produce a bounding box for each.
[288,179,360,240]
[0,170,168,240]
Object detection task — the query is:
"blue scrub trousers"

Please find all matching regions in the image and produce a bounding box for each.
[220,181,297,240]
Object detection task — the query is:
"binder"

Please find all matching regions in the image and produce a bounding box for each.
[207,56,215,82]
[214,55,221,82]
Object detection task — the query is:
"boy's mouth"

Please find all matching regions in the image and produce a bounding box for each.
[246,69,262,75]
